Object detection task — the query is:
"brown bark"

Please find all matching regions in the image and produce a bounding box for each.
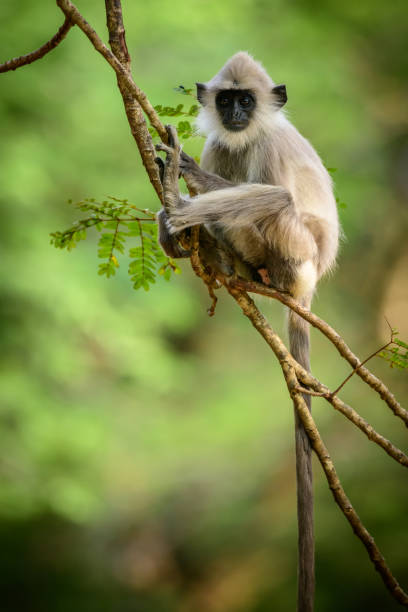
[104,0,164,202]
[226,284,408,608]
[55,0,167,202]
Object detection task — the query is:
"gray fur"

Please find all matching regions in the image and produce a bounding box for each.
[157,53,340,611]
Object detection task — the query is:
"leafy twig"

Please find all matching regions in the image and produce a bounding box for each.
[51,197,180,290]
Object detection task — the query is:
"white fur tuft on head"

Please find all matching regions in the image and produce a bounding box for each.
[206,52,275,94]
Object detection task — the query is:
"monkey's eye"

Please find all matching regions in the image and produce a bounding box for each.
[219,97,230,106]
[240,96,251,107]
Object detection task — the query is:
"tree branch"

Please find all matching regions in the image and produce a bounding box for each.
[104,0,164,202]
[330,336,394,397]
[55,0,167,142]
[225,283,408,607]
[0,16,73,73]
[225,282,408,467]
[295,383,408,468]
[230,278,408,427]
[287,374,408,608]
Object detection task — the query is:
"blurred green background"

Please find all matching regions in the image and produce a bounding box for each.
[1,1,407,610]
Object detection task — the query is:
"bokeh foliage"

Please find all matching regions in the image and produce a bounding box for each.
[0,0,407,610]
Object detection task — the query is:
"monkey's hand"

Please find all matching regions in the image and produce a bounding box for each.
[179,151,201,179]
[157,208,191,259]
[180,151,235,194]
[156,124,181,155]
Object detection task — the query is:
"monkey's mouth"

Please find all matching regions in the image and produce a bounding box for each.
[225,121,248,132]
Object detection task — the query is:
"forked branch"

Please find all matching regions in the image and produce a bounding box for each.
[288,377,408,608]
[224,284,408,607]
[230,278,408,427]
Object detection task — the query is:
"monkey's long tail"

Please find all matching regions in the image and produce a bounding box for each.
[288,305,315,612]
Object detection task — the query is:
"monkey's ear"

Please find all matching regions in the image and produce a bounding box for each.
[272,84,287,108]
[196,82,207,105]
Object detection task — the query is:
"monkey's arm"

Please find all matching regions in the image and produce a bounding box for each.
[155,151,191,259]
[180,151,235,194]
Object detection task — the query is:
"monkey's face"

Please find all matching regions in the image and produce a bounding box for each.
[215,89,256,132]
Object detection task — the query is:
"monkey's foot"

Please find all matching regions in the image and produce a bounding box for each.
[154,156,165,183]
[155,142,173,155]
[156,124,181,154]
[257,267,271,285]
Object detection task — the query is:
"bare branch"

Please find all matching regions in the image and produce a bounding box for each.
[230,278,408,427]
[222,283,408,606]
[104,0,163,202]
[295,382,408,468]
[0,16,73,73]
[55,0,167,142]
[224,282,408,468]
[331,327,396,396]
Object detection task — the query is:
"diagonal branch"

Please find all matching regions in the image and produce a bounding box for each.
[286,371,408,608]
[225,283,408,467]
[230,278,408,427]
[225,283,408,607]
[295,381,408,468]
[0,16,73,73]
[55,0,167,142]
[104,0,163,202]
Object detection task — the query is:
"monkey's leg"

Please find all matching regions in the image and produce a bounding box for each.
[155,149,191,259]
[167,183,317,265]
[155,129,191,259]
[179,151,235,194]
[155,125,182,213]
[257,267,271,285]
[197,227,236,278]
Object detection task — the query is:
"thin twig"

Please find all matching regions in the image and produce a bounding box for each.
[0,16,73,73]
[230,278,408,427]
[295,386,330,398]
[331,337,395,397]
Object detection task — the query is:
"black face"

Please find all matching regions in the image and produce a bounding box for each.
[215,89,256,132]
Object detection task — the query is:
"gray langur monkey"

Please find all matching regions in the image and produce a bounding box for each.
[156,51,340,608]
[157,51,339,367]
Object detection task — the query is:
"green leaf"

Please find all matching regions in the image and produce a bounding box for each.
[51,196,182,291]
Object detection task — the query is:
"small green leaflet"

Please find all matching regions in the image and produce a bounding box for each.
[379,333,408,370]
[149,86,200,142]
[50,196,181,291]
